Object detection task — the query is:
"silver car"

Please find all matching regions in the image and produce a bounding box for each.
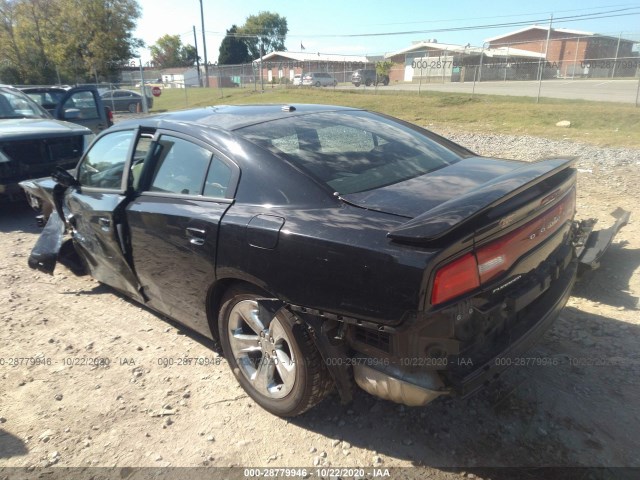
[302,72,337,87]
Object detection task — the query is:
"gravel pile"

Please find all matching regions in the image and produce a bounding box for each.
[431,129,640,169]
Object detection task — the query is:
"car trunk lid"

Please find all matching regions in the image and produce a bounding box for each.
[341,156,525,220]
[370,157,578,243]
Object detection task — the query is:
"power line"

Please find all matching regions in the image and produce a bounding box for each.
[365,3,640,26]
[195,7,640,41]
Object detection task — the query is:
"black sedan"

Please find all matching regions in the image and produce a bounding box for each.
[100,89,153,113]
[21,104,628,417]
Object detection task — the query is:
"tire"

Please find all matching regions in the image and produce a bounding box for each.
[315,81,321,87]
[353,82,361,87]
[219,285,333,417]
[127,102,138,113]
[383,78,389,86]
[365,79,372,87]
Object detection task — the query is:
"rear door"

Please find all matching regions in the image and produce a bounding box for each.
[55,87,109,133]
[125,130,238,335]
[65,128,152,301]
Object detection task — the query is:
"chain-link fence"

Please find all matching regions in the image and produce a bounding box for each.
[99,31,640,106]
[386,34,640,84]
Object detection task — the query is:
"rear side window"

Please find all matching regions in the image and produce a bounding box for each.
[149,135,212,195]
[203,157,232,198]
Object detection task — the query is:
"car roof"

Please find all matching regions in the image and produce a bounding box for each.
[117,104,360,131]
[102,89,139,95]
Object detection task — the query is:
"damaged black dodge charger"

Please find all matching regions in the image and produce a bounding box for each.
[21,104,629,417]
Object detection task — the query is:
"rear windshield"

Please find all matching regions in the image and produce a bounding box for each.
[0,89,49,119]
[239,110,464,194]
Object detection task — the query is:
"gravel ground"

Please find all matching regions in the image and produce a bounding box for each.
[1,128,639,479]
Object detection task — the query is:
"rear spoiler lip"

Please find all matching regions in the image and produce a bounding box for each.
[387,157,578,244]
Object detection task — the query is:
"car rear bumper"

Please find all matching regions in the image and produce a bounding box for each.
[351,256,576,406]
[449,258,576,397]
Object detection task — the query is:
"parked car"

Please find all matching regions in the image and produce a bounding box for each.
[351,69,389,87]
[21,104,628,417]
[0,85,101,202]
[292,74,303,86]
[100,89,153,113]
[302,72,337,87]
[20,86,113,133]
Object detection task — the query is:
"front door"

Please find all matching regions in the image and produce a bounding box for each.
[65,128,151,301]
[55,87,109,133]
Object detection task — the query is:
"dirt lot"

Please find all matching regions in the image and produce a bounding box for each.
[1,130,639,479]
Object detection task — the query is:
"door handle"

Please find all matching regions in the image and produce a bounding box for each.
[185,227,206,246]
[98,217,111,231]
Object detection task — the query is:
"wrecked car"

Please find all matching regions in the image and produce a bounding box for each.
[20,104,629,417]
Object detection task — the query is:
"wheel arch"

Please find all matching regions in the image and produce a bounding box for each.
[206,277,274,342]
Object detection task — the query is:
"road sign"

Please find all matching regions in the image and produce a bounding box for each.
[152,86,162,97]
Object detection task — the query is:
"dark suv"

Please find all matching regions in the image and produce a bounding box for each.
[1,85,106,201]
[351,69,389,87]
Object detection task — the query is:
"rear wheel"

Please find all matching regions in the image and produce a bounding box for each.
[315,81,321,87]
[127,102,138,113]
[219,286,333,417]
[365,79,372,86]
[353,82,361,87]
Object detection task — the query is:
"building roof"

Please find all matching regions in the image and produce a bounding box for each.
[385,42,474,58]
[254,51,371,64]
[484,25,635,44]
[484,47,545,59]
[384,42,545,59]
[160,67,195,75]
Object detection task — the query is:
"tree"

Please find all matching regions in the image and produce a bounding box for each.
[239,11,287,60]
[150,34,197,69]
[0,0,143,84]
[376,61,393,77]
[218,25,250,65]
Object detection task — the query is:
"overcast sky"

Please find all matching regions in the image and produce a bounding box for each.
[133,0,640,63]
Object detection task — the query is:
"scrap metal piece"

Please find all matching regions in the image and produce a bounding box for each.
[27,212,65,274]
[578,208,630,270]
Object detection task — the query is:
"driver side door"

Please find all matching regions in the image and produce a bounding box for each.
[65,128,151,301]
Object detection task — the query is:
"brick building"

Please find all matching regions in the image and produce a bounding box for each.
[486,26,638,78]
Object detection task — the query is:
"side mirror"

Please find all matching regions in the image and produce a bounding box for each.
[52,167,79,188]
[63,108,81,120]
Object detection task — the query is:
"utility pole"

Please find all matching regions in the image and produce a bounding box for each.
[139,58,148,113]
[536,14,553,104]
[199,0,209,88]
[260,40,264,92]
[193,25,201,86]
[473,43,485,96]
[612,31,622,78]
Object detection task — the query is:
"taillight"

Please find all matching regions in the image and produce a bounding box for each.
[105,107,113,126]
[476,189,574,283]
[431,253,480,305]
[431,187,576,305]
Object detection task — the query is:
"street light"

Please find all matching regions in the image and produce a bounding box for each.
[199,0,209,88]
